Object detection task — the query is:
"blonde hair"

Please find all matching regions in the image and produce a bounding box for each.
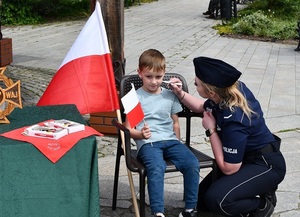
[201,81,255,119]
[138,49,166,72]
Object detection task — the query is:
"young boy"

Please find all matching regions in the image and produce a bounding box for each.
[124,49,199,217]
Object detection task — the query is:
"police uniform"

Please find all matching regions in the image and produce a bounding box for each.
[193,57,286,216]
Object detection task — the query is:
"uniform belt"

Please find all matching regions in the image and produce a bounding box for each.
[259,143,276,153]
[245,134,281,158]
[245,143,278,158]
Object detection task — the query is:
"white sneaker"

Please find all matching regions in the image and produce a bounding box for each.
[153,212,165,217]
[179,209,197,217]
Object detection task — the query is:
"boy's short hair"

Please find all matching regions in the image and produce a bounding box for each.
[139,49,166,72]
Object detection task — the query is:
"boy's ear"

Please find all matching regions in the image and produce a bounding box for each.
[137,69,142,78]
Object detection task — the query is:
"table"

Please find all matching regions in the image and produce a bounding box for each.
[0,105,100,217]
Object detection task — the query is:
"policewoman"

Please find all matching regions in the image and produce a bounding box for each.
[170,57,286,217]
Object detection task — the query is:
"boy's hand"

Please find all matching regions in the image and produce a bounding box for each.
[141,123,151,139]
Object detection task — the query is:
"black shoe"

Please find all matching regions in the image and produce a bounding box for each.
[261,189,277,207]
[249,198,274,217]
[202,11,211,15]
[179,209,197,217]
[206,14,215,19]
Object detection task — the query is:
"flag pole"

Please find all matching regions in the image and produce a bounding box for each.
[116,109,140,217]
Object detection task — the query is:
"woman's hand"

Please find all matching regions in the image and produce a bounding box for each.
[169,78,184,97]
[169,76,205,113]
[202,111,216,130]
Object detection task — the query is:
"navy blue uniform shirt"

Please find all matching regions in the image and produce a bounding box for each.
[205,81,275,164]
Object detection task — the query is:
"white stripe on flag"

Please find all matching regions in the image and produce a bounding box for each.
[121,83,140,114]
[59,1,109,69]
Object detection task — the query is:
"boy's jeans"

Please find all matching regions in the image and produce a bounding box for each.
[138,140,200,213]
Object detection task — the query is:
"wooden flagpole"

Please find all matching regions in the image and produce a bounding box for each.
[116,109,140,217]
[98,0,138,214]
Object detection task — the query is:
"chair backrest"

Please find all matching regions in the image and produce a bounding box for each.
[119,73,201,145]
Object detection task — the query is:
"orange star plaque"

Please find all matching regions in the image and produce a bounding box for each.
[0,67,23,123]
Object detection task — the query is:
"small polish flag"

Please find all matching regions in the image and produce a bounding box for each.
[121,83,144,128]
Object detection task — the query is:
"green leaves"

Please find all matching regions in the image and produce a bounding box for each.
[1,0,90,25]
[232,10,297,40]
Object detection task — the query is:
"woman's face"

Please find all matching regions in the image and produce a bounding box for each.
[194,77,210,99]
[195,77,220,103]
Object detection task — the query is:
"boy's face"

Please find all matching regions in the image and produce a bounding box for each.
[138,67,165,94]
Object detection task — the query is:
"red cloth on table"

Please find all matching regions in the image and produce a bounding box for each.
[0,121,103,163]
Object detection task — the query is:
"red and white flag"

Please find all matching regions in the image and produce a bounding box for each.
[37,1,119,115]
[121,83,144,128]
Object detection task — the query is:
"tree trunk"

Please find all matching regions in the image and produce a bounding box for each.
[98,0,125,89]
[0,0,2,39]
[90,0,96,14]
[89,0,125,134]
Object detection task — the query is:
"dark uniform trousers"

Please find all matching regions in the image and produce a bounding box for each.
[198,136,286,216]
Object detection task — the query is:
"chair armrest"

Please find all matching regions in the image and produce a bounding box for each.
[178,109,203,146]
[189,111,203,118]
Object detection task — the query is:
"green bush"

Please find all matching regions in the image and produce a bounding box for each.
[1,0,90,25]
[239,0,300,21]
[233,11,271,35]
[2,1,42,25]
[216,0,300,40]
[232,11,297,40]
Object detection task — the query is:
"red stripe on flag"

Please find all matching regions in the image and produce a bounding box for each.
[126,102,144,128]
[37,55,119,114]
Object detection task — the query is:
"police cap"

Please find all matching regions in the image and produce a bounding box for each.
[193,56,241,88]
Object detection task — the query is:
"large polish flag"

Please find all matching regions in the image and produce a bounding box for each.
[37,1,119,115]
[121,83,144,128]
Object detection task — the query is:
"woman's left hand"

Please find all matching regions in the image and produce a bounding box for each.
[202,111,216,129]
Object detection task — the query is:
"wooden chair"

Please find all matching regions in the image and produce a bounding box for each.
[112,73,217,217]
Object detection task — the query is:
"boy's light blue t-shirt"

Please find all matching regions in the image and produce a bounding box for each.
[135,87,182,151]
